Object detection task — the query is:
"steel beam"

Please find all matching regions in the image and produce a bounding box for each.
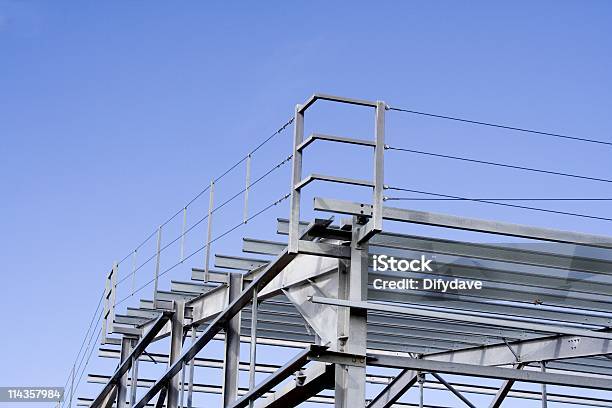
[215,255,269,271]
[167,303,184,408]
[226,345,323,408]
[242,238,285,256]
[367,370,417,408]
[90,311,172,408]
[116,337,132,408]
[129,338,139,408]
[247,288,258,408]
[131,242,305,408]
[314,197,612,248]
[335,218,368,408]
[256,363,334,408]
[222,274,242,406]
[369,232,612,277]
[430,373,476,408]
[488,363,525,408]
[367,354,612,389]
[311,297,612,341]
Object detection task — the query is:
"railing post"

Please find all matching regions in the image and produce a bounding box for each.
[243,154,252,224]
[372,101,386,232]
[288,104,304,254]
[131,250,137,295]
[153,227,162,308]
[180,207,187,263]
[204,180,215,282]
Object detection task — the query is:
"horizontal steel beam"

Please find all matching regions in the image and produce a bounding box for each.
[215,254,269,271]
[314,197,612,248]
[367,353,612,390]
[369,232,612,277]
[243,238,285,256]
[311,297,612,341]
[367,287,612,328]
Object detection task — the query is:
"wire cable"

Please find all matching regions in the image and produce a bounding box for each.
[59,287,105,404]
[388,106,612,147]
[384,186,612,222]
[115,117,294,267]
[114,154,292,287]
[63,315,104,408]
[384,197,612,201]
[386,146,612,184]
[60,117,294,399]
[115,192,291,307]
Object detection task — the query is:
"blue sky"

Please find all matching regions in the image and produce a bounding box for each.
[1,1,611,407]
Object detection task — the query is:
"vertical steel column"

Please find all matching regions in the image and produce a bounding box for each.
[334,217,368,408]
[117,337,132,408]
[129,338,139,408]
[186,327,196,408]
[418,372,424,408]
[167,303,185,408]
[222,273,242,407]
[204,180,215,282]
[541,362,548,408]
[179,364,186,408]
[288,104,304,254]
[153,227,162,308]
[248,288,259,408]
[372,101,386,232]
[243,154,251,224]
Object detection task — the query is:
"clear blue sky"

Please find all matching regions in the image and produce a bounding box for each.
[1,1,611,407]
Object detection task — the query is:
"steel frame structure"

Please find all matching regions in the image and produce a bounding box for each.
[83,94,612,408]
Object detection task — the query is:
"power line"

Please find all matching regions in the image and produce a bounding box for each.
[386,146,612,184]
[384,186,612,222]
[388,106,612,147]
